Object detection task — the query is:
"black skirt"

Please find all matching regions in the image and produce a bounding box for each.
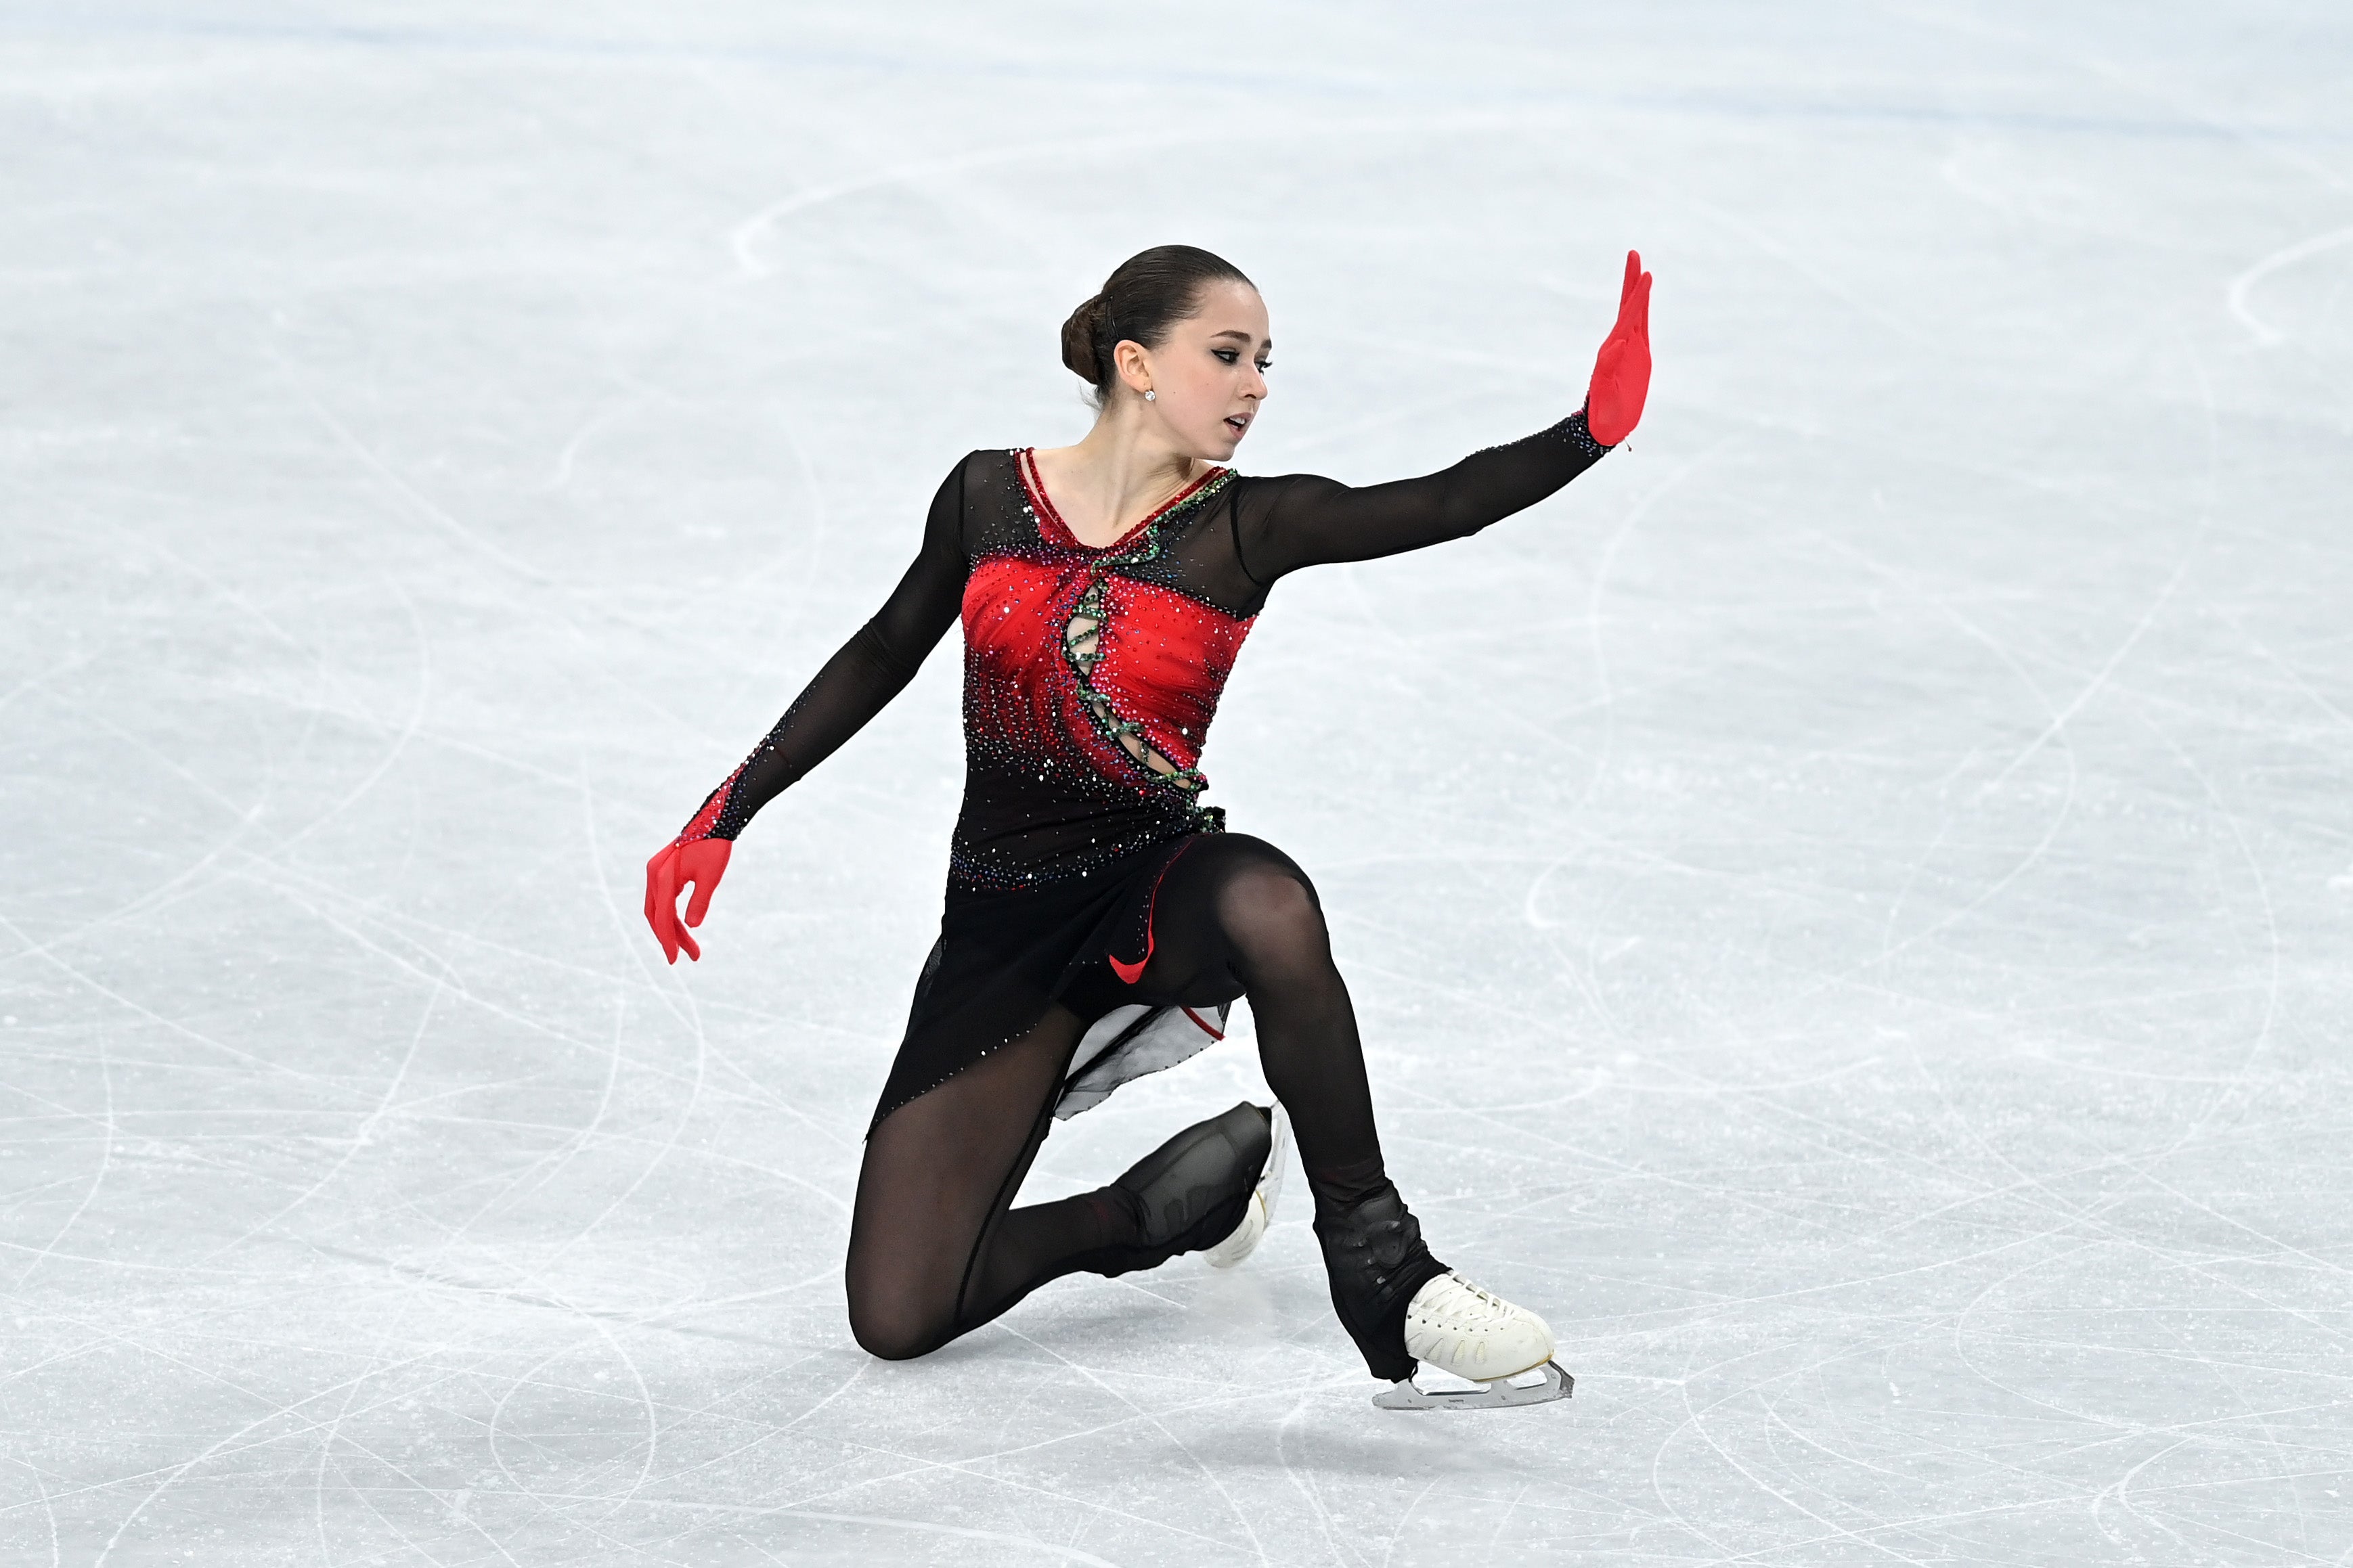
[871,828,1216,1131]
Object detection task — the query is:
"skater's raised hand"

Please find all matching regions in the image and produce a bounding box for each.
[644,836,731,964]
[1584,250,1653,447]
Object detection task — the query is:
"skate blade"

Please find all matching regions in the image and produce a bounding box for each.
[1372,1360,1571,1411]
[1201,1195,1265,1269]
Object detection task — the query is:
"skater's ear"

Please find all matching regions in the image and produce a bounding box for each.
[1112,336,1159,399]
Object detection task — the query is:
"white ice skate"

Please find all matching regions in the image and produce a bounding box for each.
[1373,1272,1572,1410]
[1201,1104,1288,1270]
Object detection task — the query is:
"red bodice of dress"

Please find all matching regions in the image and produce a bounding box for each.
[951,452,1252,889]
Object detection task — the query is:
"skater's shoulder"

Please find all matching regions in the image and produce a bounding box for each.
[938,447,1026,485]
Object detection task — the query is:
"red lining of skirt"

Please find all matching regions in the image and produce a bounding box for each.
[1109,835,1202,985]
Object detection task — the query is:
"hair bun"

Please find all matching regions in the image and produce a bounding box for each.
[1059,294,1107,386]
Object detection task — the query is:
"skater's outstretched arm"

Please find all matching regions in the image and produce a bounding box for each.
[1233,250,1652,584]
[644,460,970,962]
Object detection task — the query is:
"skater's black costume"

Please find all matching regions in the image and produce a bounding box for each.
[670,416,1612,1374]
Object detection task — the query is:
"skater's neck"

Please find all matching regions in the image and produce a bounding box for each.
[1028,416,1214,550]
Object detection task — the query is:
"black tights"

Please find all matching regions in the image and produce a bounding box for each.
[844,835,1387,1360]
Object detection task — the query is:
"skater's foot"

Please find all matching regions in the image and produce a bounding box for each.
[1202,1104,1288,1270]
[1403,1272,1554,1381]
[1371,1272,1570,1411]
[1086,1102,1273,1278]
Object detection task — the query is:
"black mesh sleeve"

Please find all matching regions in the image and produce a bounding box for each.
[678,460,969,843]
[1231,407,1611,585]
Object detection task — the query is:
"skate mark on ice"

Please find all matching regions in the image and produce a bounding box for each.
[583,776,859,1166]
[764,1382,1250,1552]
[481,1299,661,1522]
[1274,1389,1363,1568]
[87,1344,473,1567]
[537,387,654,495]
[2130,706,2281,1159]
[1792,522,2077,960]
[191,982,442,1267]
[994,1322,1274,1566]
[751,1513,1123,1565]
[1748,334,2215,1016]
[1373,1475,1443,1568]
[1522,436,1738,937]
[299,1243,824,1349]
[1971,334,2215,805]
[0,912,348,1092]
[9,1026,115,1291]
[2226,225,2353,346]
[254,847,777,1188]
[732,131,1214,279]
[1663,1328,1996,1565]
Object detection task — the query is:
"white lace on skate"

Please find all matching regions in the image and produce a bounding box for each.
[1403,1272,1555,1381]
[1202,1105,1288,1270]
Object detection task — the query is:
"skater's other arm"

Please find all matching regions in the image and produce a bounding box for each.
[1233,251,1652,583]
[644,460,969,962]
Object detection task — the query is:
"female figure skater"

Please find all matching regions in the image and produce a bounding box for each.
[645,245,1652,1410]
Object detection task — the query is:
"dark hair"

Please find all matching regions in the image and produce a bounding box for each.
[1059,245,1256,403]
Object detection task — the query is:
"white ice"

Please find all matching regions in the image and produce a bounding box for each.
[5,3,2351,1563]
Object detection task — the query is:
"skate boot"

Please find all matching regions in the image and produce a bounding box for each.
[1315,1178,1572,1411]
[1202,1105,1288,1270]
[1375,1272,1572,1410]
[1088,1102,1273,1278]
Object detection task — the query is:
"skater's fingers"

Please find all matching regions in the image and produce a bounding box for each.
[682,868,720,927]
[643,840,679,922]
[676,924,701,963]
[1618,249,1641,315]
[649,898,676,964]
[1632,271,1652,339]
[648,864,681,962]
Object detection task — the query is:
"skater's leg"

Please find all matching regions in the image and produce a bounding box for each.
[1129,835,1451,1381]
[1127,835,1387,1192]
[845,1007,1092,1360]
[846,1005,1270,1360]
[965,1098,1272,1322]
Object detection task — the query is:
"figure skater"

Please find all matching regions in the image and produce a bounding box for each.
[645,244,1652,1408]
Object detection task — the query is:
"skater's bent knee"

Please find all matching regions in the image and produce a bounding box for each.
[852,1322,938,1362]
[1217,863,1330,962]
[845,1286,949,1362]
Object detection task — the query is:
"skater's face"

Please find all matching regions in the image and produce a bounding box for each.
[1113,280,1271,461]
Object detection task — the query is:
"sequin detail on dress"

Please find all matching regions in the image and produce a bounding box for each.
[1051,466,1235,797]
[946,453,1245,891]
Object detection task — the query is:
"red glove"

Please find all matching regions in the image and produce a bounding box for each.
[1585,250,1653,447]
[644,837,731,964]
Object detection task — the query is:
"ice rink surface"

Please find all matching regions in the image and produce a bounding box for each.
[5,1,2352,1561]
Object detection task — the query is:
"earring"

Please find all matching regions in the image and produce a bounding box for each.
[1143,390,1156,402]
